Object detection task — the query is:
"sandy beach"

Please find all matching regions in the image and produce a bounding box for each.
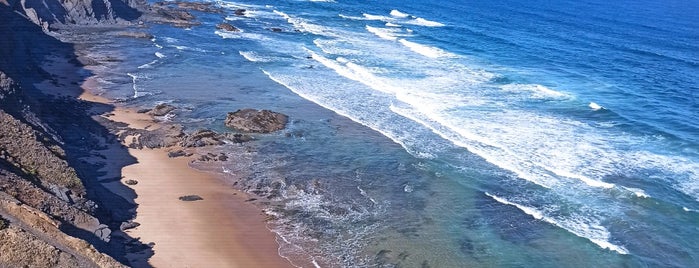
[84,98,291,267]
[35,51,293,267]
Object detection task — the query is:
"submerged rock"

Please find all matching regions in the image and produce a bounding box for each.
[148,103,176,116]
[216,23,239,32]
[234,9,246,16]
[224,109,288,133]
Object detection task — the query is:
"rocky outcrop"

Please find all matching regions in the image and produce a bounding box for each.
[147,103,176,116]
[217,22,240,32]
[225,109,288,133]
[2,0,143,31]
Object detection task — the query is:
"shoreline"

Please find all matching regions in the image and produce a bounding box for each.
[79,79,293,267]
[36,32,294,266]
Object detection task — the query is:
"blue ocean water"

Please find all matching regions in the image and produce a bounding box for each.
[98,0,698,266]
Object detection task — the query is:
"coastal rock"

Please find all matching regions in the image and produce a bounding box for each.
[167,149,189,157]
[148,103,176,116]
[234,9,246,16]
[216,22,239,32]
[196,152,228,162]
[181,129,225,147]
[124,179,138,185]
[178,195,203,201]
[224,109,288,133]
[270,27,283,32]
[120,221,140,231]
[230,133,254,143]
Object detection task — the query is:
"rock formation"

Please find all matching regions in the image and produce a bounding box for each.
[217,22,240,32]
[225,109,289,133]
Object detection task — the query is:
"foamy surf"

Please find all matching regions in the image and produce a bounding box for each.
[389,9,409,18]
[589,102,603,110]
[485,192,629,255]
[399,39,456,58]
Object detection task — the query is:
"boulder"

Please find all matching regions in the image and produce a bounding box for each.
[234,9,246,16]
[120,221,140,231]
[148,103,176,116]
[224,109,288,133]
[216,23,239,32]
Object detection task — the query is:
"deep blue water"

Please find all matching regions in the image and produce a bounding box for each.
[97,0,698,266]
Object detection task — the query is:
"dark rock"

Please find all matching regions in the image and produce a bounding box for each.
[136,108,151,113]
[270,27,283,32]
[179,195,203,201]
[234,9,246,16]
[148,103,176,116]
[216,22,239,32]
[124,179,138,185]
[120,221,140,231]
[167,149,187,158]
[224,109,288,133]
[181,129,224,147]
[156,8,195,21]
[231,133,254,143]
[0,215,7,230]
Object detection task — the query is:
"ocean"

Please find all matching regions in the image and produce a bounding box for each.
[94,0,699,266]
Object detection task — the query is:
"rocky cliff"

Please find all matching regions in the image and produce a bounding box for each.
[2,0,144,31]
[0,0,148,267]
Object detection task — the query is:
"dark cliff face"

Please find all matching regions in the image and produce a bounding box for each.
[4,0,143,30]
[0,1,148,267]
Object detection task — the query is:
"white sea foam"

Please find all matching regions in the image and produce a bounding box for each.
[307,50,397,94]
[409,17,445,27]
[589,102,603,110]
[215,30,241,39]
[501,84,570,100]
[162,37,178,43]
[389,9,409,18]
[362,13,391,21]
[138,59,158,69]
[399,39,456,58]
[366,25,399,41]
[239,51,275,62]
[274,10,332,36]
[385,22,400,27]
[622,187,650,198]
[485,193,629,254]
[154,52,166,58]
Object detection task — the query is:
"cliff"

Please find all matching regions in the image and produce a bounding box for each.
[2,0,144,31]
[0,0,149,267]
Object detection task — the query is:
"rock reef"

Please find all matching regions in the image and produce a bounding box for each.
[225,109,289,133]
